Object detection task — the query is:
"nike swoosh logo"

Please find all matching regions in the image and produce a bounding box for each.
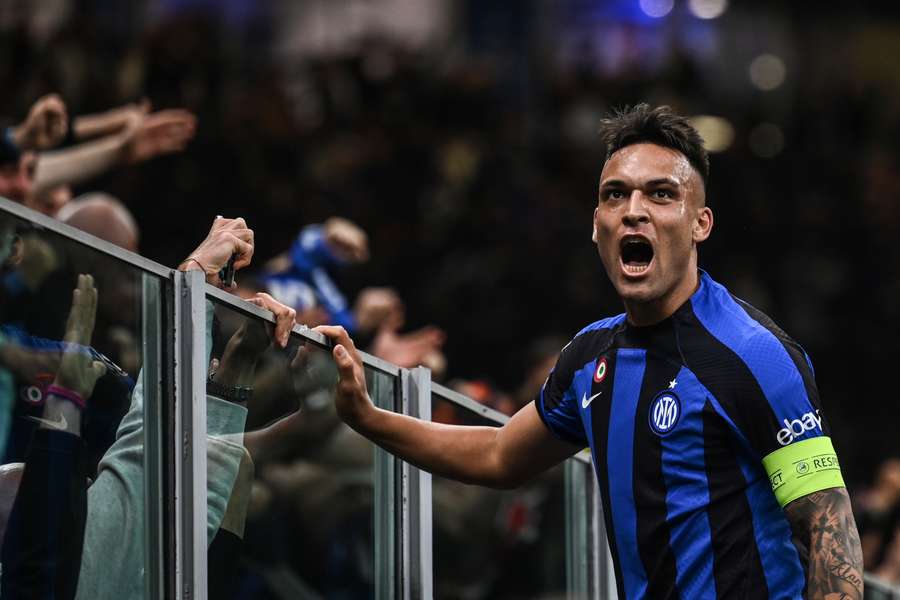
[581,391,602,409]
[26,414,68,431]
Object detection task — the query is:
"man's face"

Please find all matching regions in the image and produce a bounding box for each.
[0,153,35,203]
[593,143,712,308]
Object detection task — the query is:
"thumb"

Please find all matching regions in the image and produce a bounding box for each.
[91,360,107,381]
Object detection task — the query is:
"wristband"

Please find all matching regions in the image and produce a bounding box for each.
[206,377,253,405]
[47,384,86,410]
[180,256,210,274]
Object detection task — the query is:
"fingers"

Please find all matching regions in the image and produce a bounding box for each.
[192,216,255,277]
[290,343,310,371]
[230,236,254,270]
[247,292,296,348]
[65,274,98,345]
[314,325,358,354]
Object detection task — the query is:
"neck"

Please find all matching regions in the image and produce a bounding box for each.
[624,268,700,327]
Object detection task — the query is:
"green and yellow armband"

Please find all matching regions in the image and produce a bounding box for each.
[761,437,845,508]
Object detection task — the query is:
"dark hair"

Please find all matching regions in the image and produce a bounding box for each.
[598,104,709,186]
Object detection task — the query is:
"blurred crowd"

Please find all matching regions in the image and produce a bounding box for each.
[0,0,899,596]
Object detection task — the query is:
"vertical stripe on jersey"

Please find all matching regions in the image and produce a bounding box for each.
[659,367,716,600]
[732,297,827,429]
[606,349,648,599]
[679,302,803,596]
[633,353,682,599]
[585,351,627,600]
[701,400,770,599]
[690,282,818,436]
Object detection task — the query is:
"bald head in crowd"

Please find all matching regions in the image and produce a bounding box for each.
[56,193,139,252]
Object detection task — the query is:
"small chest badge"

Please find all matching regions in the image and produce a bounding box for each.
[649,390,681,436]
[594,357,607,383]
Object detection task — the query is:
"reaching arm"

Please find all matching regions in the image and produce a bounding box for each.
[784,487,864,599]
[315,325,581,489]
[31,123,136,197]
[32,107,196,197]
[71,100,149,140]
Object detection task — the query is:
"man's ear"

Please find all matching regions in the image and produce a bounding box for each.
[693,207,713,243]
[591,207,599,243]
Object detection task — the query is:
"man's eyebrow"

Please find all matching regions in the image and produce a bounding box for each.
[646,177,680,187]
[600,177,682,188]
[599,179,627,188]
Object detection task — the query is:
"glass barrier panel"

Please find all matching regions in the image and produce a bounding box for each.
[367,362,397,600]
[0,210,167,599]
[206,296,396,599]
[431,393,567,599]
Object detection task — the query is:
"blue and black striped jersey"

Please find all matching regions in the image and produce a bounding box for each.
[536,271,845,600]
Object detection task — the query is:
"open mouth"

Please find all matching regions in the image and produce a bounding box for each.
[619,236,654,276]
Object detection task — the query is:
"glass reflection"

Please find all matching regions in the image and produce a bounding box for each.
[207,298,391,599]
[431,394,567,600]
[0,212,159,599]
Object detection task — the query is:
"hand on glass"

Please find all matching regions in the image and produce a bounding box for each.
[13,94,68,150]
[313,325,372,428]
[213,294,296,390]
[179,216,254,287]
[245,292,297,349]
[53,274,106,399]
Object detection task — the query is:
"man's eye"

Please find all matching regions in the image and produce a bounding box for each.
[652,189,673,199]
[606,190,625,200]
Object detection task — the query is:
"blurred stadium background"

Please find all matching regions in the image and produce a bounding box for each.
[2,0,899,596]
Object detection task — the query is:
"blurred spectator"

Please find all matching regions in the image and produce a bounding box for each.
[856,458,900,582]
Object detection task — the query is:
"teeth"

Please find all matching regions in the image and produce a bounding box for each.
[623,263,650,274]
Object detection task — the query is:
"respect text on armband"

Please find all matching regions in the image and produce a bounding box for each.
[768,452,841,493]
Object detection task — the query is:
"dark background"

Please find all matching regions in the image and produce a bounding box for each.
[1,0,898,485]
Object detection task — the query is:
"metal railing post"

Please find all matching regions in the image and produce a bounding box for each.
[399,366,433,599]
[173,269,208,600]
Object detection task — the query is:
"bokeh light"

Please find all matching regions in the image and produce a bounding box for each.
[688,115,735,152]
[749,54,787,91]
[688,0,729,19]
[639,0,675,19]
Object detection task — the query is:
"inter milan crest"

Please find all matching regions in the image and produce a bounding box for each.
[649,390,681,436]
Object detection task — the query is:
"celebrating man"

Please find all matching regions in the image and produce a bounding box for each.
[316,104,863,599]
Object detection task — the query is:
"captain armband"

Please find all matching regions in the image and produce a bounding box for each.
[761,436,845,508]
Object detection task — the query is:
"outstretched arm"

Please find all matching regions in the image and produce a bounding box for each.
[784,487,864,599]
[315,325,580,489]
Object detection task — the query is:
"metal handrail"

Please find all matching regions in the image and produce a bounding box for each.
[1,196,594,465]
[0,196,172,278]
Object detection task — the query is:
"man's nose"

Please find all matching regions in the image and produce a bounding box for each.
[622,190,649,226]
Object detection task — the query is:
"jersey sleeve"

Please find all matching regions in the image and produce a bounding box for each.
[727,333,845,508]
[535,339,588,448]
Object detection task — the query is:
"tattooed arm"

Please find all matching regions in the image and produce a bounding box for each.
[784,487,864,600]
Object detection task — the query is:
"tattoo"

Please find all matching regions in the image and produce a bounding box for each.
[784,488,864,600]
